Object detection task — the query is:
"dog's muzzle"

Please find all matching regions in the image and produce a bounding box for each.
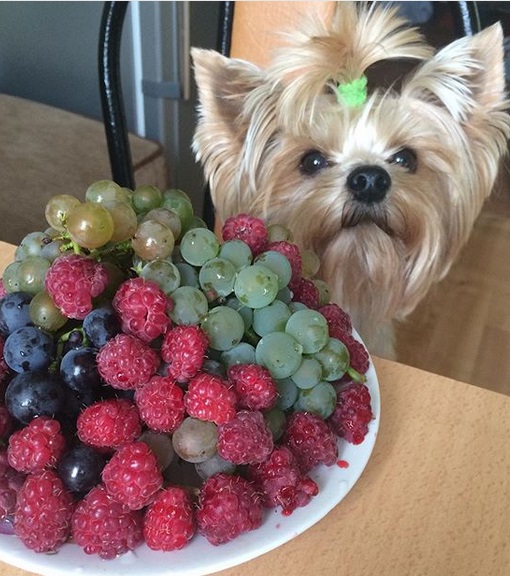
[347,165,391,204]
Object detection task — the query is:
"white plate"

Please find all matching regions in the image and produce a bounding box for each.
[0,358,380,576]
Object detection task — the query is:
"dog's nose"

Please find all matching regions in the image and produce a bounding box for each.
[347,165,391,203]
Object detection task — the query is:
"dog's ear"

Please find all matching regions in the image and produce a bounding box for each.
[401,23,507,120]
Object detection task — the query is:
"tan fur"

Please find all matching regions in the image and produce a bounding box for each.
[192,2,510,358]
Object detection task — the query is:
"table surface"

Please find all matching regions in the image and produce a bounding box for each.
[0,240,509,576]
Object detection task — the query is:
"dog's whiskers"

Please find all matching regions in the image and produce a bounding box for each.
[341,204,394,236]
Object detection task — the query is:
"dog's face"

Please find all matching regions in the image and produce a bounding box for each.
[192,3,510,337]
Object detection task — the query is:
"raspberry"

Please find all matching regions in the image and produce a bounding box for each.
[217,410,273,464]
[328,382,373,444]
[196,473,263,545]
[340,332,370,374]
[227,363,278,411]
[45,254,109,319]
[71,483,143,559]
[113,277,171,343]
[161,325,209,383]
[14,470,74,553]
[319,303,352,333]
[143,486,196,551]
[184,373,237,425]
[247,446,319,515]
[291,277,320,309]
[0,337,9,386]
[96,333,159,389]
[102,441,163,510]
[134,375,186,433]
[282,411,338,472]
[267,241,302,284]
[7,416,65,473]
[0,449,24,521]
[0,404,13,439]
[77,398,142,449]
[222,213,268,255]
[0,280,6,300]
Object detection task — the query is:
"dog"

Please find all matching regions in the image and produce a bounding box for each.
[191,2,510,358]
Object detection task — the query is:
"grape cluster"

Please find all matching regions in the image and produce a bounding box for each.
[0,180,373,556]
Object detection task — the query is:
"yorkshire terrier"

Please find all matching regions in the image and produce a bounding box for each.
[192,2,510,358]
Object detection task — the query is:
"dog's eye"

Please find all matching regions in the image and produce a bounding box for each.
[389,148,417,172]
[300,150,329,175]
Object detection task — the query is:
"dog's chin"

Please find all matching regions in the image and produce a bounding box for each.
[341,204,395,237]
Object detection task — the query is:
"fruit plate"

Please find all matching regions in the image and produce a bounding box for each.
[0,357,380,576]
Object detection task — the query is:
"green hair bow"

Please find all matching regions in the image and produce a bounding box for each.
[336,76,367,107]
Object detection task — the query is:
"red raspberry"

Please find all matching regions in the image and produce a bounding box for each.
[0,279,6,300]
[96,333,159,389]
[14,470,74,553]
[134,375,186,433]
[77,398,142,449]
[218,410,273,464]
[0,337,9,386]
[227,363,278,411]
[328,382,373,444]
[267,241,302,284]
[71,483,143,559]
[184,373,237,425]
[45,254,109,319]
[143,486,196,551]
[7,416,65,473]
[341,332,370,374]
[102,441,163,510]
[113,278,171,343]
[161,325,209,383]
[196,473,263,545]
[291,277,320,309]
[0,449,25,521]
[247,446,318,515]
[282,411,338,472]
[0,404,13,439]
[222,213,268,255]
[319,303,352,333]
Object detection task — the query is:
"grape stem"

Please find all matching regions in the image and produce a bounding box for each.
[346,366,367,383]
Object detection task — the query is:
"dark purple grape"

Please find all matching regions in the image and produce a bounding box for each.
[0,292,32,336]
[60,347,101,395]
[5,371,65,424]
[3,326,55,373]
[82,305,121,348]
[62,329,86,355]
[58,442,107,495]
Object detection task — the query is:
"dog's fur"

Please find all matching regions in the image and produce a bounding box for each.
[192,2,510,357]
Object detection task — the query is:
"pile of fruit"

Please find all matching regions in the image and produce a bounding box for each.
[0,181,373,559]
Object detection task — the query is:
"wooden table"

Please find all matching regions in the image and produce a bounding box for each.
[1,240,509,576]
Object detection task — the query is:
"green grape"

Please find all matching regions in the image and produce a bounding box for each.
[314,279,331,305]
[132,219,175,261]
[29,290,67,331]
[182,215,208,235]
[40,238,66,262]
[17,257,51,295]
[291,357,323,389]
[162,189,194,231]
[103,200,138,242]
[200,306,245,351]
[289,301,308,313]
[169,286,208,325]
[294,381,337,419]
[275,377,299,410]
[301,249,321,278]
[225,297,253,331]
[255,331,303,379]
[234,263,279,309]
[220,342,256,368]
[45,195,82,231]
[252,299,291,337]
[195,453,236,480]
[180,228,220,266]
[254,250,292,290]
[139,431,174,471]
[175,263,199,288]
[2,261,22,293]
[132,184,163,214]
[140,259,181,295]
[219,239,253,270]
[198,257,236,300]
[264,407,286,441]
[285,309,329,354]
[66,202,114,249]
[172,417,218,463]
[100,262,126,300]
[143,207,182,239]
[276,287,292,304]
[15,232,52,261]
[85,180,129,205]
[314,337,350,381]
[267,223,293,242]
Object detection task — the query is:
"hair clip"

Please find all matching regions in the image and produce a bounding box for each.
[336,75,367,107]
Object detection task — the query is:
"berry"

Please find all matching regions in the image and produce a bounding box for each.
[0,338,9,386]
[222,213,268,255]
[184,373,237,425]
[328,382,373,444]
[247,446,318,515]
[267,241,302,285]
[82,304,121,348]
[60,347,102,395]
[3,326,55,373]
[77,398,142,449]
[0,404,13,439]
[282,411,338,472]
[161,325,209,382]
[227,363,278,411]
[0,449,24,521]
[45,254,109,319]
[113,277,171,343]
[291,277,320,309]
[96,333,159,389]
[7,416,65,473]
[196,473,263,545]
[331,329,370,374]
[217,410,273,464]
[14,470,74,553]
[58,443,107,495]
[0,280,6,300]
[319,303,352,333]
[0,291,32,336]
[143,486,196,551]
[71,483,143,559]
[134,375,186,433]
[102,441,163,510]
